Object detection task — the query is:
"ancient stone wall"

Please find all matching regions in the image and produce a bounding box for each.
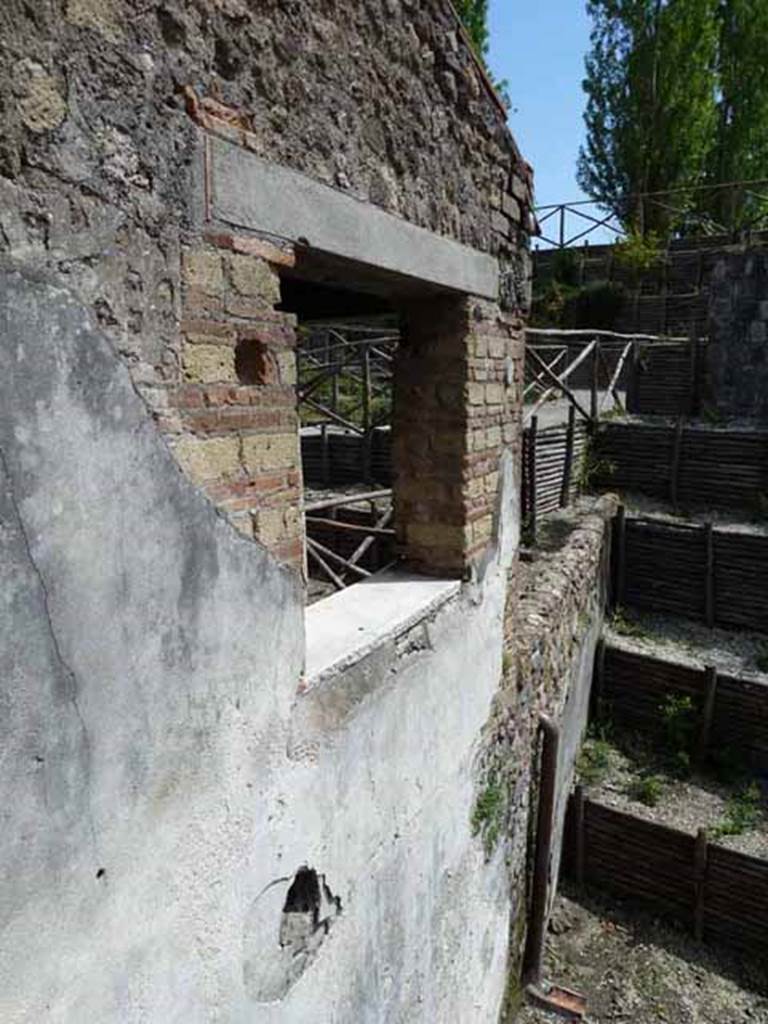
[487,496,616,1014]
[0,3,536,1019]
[708,249,768,421]
[1,0,532,567]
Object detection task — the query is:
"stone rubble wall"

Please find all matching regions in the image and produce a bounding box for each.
[0,0,533,566]
[490,496,616,1014]
[708,249,768,421]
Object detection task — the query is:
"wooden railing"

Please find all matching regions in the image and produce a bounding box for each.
[304,490,394,594]
[536,178,768,249]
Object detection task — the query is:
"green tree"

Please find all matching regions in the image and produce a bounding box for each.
[578,0,719,236]
[700,0,768,229]
[455,0,490,59]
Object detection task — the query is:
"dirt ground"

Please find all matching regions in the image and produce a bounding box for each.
[516,886,768,1024]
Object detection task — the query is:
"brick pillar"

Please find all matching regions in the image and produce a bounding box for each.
[160,237,304,569]
[394,296,523,576]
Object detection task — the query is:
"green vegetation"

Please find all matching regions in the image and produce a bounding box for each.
[577,443,616,493]
[531,256,627,331]
[580,0,768,237]
[756,641,768,674]
[454,0,511,108]
[660,693,696,776]
[610,605,648,638]
[628,773,665,807]
[614,229,665,273]
[577,733,614,786]
[710,781,763,839]
[454,0,489,58]
[471,772,506,857]
[580,0,719,236]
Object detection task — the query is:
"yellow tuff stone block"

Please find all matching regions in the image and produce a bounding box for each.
[227,254,281,304]
[241,433,297,474]
[183,250,225,295]
[183,344,236,384]
[172,436,241,482]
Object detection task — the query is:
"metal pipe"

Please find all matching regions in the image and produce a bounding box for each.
[524,714,561,985]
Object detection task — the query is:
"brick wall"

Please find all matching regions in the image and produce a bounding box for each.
[161,236,304,567]
[394,297,524,575]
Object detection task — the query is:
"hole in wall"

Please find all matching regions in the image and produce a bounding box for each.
[243,866,342,1003]
[235,337,274,385]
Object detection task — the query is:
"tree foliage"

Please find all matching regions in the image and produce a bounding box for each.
[703,0,768,227]
[578,0,719,235]
[455,0,490,59]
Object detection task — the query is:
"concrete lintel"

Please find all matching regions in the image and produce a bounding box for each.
[304,570,461,687]
[206,136,499,299]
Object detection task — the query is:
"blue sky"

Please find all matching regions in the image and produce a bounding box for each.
[488,1,592,209]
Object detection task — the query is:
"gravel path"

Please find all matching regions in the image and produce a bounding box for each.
[516,887,768,1024]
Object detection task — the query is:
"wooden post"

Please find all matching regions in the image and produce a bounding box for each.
[670,416,684,510]
[627,341,640,414]
[704,523,716,628]
[321,423,330,486]
[591,638,606,722]
[689,323,700,417]
[360,344,372,482]
[524,716,560,984]
[693,827,708,942]
[590,340,599,422]
[331,334,339,415]
[696,665,718,767]
[613,504,627,610]
[529,415,538,542]
[560,404,576,508]
[574,784,586,887]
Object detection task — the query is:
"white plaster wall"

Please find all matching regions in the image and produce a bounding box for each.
[0,267,519,1023]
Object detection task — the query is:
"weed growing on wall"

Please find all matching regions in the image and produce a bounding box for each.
[471,771,506,858]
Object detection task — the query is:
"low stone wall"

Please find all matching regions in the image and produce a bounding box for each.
[483,496,616,1014]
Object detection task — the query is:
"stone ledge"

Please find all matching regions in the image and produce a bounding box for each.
[304,570,461,689]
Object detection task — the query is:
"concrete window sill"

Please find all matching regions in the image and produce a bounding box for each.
[304,570,461,689]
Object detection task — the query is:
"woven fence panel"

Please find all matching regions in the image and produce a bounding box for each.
[563,795,768,955]
[596,423,768,511]
[600,646,768,771]
[618,517,768,631]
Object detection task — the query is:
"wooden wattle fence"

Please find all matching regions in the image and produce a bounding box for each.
[612,509,768,632]
[563,789,768,956]
[595,421,768,511]
[522,410,589,531]
[594,644,768,773]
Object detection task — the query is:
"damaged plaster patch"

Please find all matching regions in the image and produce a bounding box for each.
[243,867,342,1003]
